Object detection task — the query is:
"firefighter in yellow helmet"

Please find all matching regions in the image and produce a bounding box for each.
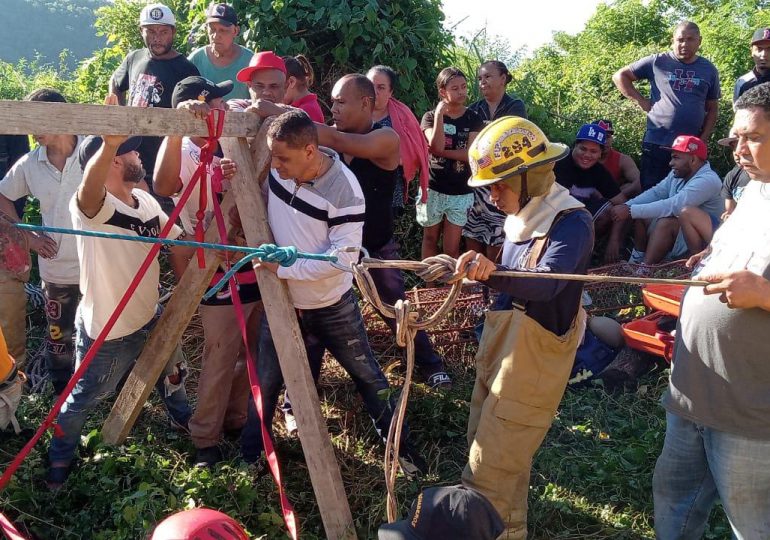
[455,117,595,539]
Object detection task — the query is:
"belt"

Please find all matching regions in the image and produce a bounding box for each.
[0,368,19,392]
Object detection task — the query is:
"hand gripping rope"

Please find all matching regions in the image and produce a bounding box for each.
[193,109,225,269]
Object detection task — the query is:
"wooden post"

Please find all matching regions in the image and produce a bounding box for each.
[101,193,235,444]
[221,134,357,540]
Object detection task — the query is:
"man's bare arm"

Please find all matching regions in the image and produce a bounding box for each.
[619,154,641,197]
[108,77,126,106]
[700,100,719,141]
[78,136,126,218]
[612,66,651,112]
[316,124,400,170]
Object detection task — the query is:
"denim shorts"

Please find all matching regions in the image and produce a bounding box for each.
[416,187,474,227]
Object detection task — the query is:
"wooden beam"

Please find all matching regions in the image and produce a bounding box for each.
[101,193,235,445]
[0,101,258,137]
[221,134,357,540]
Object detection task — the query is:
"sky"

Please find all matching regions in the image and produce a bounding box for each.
[441,0,607,56]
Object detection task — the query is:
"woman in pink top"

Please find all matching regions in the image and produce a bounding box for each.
[282,54,324,123]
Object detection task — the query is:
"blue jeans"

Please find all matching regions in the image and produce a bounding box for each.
[280,239,443,416]
[640,142,672,192]
[48,309,191,465]
[653,411,770,540]
[242,289,404,460]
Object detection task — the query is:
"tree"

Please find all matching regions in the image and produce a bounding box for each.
[223,0,453,114]
[511,0,770,175]
[446,27,523,105]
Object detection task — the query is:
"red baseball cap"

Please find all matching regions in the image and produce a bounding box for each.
[236,51,287,82]
[663,135,707,160]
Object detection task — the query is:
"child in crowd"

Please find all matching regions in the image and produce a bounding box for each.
[419,67,483,259]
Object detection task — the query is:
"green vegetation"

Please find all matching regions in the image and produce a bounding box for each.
[0,337,731,538]
[511,0,770,175]
[2,0,106,70]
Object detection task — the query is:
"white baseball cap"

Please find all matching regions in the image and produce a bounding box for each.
[139,3,176,27]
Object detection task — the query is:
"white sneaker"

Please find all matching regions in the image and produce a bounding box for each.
[628,249,645,265]
[284,411,298,436]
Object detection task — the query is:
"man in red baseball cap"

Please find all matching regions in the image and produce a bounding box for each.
[228,51,288,111]
[733,28,770,104]
[610,134,722,266]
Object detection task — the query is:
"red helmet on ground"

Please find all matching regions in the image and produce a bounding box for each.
[150,508,249,540]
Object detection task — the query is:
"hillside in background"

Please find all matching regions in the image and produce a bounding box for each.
[1,0,106,70]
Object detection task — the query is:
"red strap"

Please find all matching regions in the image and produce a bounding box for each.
[193,110,225,269]
[0,129,208,492]
[0,512,27,540]
[211,190,298,539]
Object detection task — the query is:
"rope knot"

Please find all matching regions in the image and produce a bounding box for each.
[260,244,298,267]
[415,254,466,284]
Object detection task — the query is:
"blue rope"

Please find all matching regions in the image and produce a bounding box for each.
[14,223,335,300]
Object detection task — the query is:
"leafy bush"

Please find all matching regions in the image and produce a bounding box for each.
[2,0,106,70]
[0,57,80,102]
[228,0,453,114]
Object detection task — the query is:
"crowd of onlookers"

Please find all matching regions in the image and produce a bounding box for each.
[1,3,770,539]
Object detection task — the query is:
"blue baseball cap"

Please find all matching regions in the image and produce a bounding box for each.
[575,123,608,147]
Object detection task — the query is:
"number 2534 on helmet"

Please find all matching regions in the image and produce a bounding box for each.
[468,116,568,191]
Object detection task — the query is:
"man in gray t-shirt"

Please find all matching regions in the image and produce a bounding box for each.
[614,21,720,191]
[652,83,770,540]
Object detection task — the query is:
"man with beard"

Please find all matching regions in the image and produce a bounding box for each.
[45,135,191,489]
[613,21,720,191]
[0,89,84,393]
[109,3,199,203]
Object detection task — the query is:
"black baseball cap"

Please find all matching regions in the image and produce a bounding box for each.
[378,485,505,540]
[751,27,770,45]
[205,3,238,26]
[78,135,142,171]
[171,76,234,108]
[718,131,738,147]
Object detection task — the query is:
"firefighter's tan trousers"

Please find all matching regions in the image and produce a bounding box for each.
[462,307,586,539]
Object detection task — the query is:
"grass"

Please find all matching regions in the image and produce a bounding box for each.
[0,202,732,538]
[0,313,733,539]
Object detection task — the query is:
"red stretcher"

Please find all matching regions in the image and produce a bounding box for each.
[641,284,686,317]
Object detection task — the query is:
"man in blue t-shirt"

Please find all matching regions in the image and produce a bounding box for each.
[613,21,720,191]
